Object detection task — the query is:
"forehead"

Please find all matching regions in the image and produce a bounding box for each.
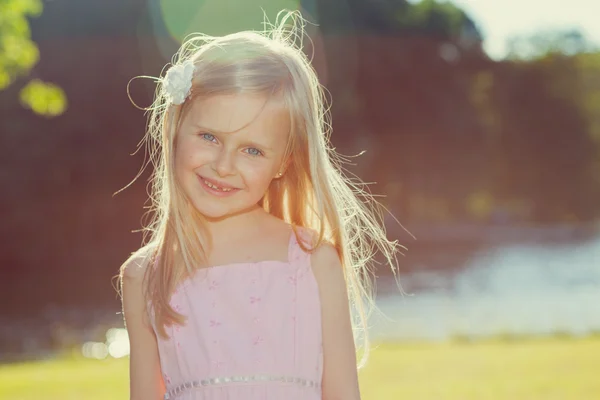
[185,93,290,142]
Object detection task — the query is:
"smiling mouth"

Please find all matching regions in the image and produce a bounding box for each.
[203,179,233,192]
[199,176,238,193]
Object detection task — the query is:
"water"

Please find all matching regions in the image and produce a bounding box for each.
[3,232,600,361]
[76,236,600,359]
[371,236,600,342]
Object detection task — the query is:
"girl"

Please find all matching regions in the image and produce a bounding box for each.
[119,11,399,400]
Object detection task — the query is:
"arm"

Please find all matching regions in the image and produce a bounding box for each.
[121,252,165,400]
[311,244,361,400]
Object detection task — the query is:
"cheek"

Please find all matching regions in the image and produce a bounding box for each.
[175,140,212,171]
[240,163,276,187]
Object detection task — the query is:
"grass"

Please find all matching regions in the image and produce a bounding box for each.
[0,355,128,400]
[360,337,600,400]
[1,337,599,400]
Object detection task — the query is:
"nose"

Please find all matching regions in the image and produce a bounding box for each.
[213,148,236,177]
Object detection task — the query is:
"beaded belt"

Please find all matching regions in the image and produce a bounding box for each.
[164,375,320,399]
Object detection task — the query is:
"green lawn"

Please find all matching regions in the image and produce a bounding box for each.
[1,337,599,400]
[360,337,600,399]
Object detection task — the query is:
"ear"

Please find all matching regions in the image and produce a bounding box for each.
[275,157,291,179]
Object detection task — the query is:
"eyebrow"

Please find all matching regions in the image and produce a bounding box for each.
[193,123,229,135]
[194,123,274,152]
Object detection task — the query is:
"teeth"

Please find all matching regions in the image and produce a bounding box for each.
[204,179,232,192]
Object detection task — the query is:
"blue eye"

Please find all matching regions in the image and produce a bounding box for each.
[246,148,263,156]
[200,133,217,142]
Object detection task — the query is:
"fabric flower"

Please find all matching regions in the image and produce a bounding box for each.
[162,60,196,105]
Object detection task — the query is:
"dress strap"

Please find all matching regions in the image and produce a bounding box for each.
[287,227,314,265]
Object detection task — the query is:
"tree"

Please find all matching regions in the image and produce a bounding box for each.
[0,0,66,116]
[474,30,600,222]
[396,0,480,41]
[506,29,597,60]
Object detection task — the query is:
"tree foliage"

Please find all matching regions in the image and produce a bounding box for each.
[507,29,598,60]
[0,0,66,116]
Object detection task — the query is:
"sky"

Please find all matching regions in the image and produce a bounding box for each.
[150,1,600,61]
[448,0,600,59]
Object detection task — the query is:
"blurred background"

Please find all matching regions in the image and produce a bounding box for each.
[1,0,600,399]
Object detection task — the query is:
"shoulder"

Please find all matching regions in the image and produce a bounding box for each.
[119,244,157,327]
[294,226,339,263]
[120,243,157,282]
[311,244,360,399]
[309,241,345,290]
[311,242,341,268]
[290,225,344,284]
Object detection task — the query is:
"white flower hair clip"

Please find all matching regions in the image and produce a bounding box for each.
[161,60,196,105]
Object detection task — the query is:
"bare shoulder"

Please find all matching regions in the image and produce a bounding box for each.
[294,226,343,277]
[120,243,166,398]
[310,241,361,399]
[310,241,345,288]
[119,243,157,329]
[121,243,157,282]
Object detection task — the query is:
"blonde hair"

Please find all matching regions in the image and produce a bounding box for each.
[119,10,401,367]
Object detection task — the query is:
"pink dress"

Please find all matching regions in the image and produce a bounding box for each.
[152,230,323,400]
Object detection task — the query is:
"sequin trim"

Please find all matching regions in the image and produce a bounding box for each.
[164,375,320,399]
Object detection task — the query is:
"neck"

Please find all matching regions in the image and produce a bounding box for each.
[203,204,268,242]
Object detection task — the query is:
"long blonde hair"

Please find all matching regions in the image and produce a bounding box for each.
[119,10,401,367]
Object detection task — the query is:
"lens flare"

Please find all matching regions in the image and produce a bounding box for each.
[157,0,302,42]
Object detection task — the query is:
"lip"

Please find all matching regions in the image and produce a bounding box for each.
[198,175,240,197]
[200,176,238,190]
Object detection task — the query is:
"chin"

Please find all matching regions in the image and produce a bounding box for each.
[191,203,234,220]
[190,199,257,221]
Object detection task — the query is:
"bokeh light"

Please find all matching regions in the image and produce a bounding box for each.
[106,328,130,359]
[19,79,67,117]
[81,328,130,360]
[81,342,109,360]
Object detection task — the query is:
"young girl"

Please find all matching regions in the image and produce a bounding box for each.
[119,11,399,400]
